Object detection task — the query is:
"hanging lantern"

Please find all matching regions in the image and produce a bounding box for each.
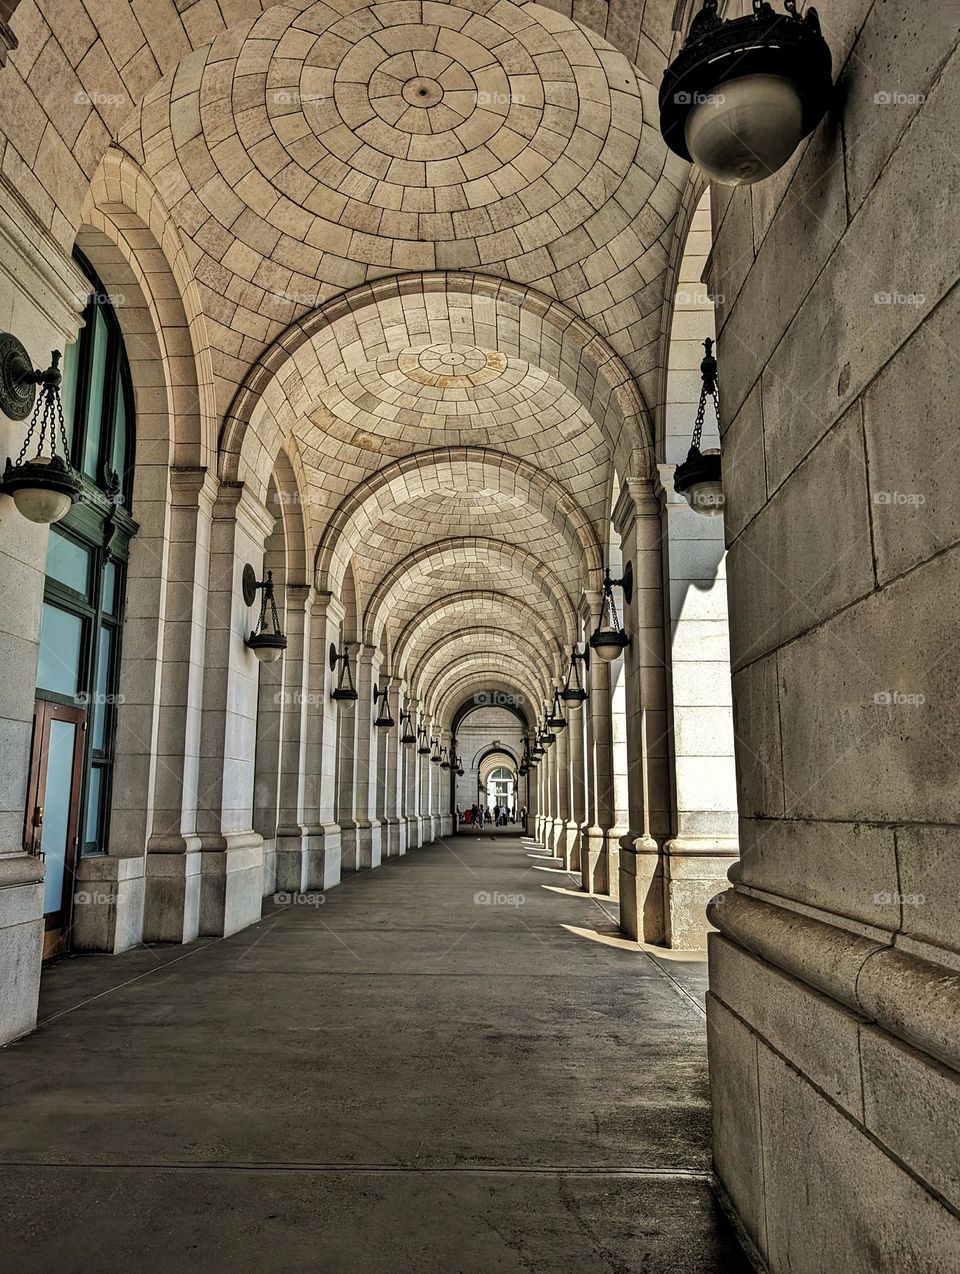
[0,339,82,524]
[400,711,416,745]
[659,0,832,187]
[545,687,567,731]
[674,338,724,517]
[416,723,431,755]
[242,565,287,663]
[589,562,632,662]
[329,643,359,701]
[440,747,451,771]
[430,737,442,765]
[373,684,395,730]
[455,749,465,778]
[561,644,589,708]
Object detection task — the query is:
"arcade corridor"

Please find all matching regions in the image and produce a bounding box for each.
[0,836,746,1272]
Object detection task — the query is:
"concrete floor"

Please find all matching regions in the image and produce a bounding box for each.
[0,836,748,1272]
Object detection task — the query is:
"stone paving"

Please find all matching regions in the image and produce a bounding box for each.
[0,835,747,1272]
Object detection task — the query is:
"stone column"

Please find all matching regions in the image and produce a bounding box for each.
[565,697,586,872]
[379,676,403,857]
[582,590,614,894]
[140,466,218,944]
[403,697,423,849]
[252,551,292,898]
[613,478,673,943]
[334,639,361,870]
[352,646,383,869]
[654,466,739,946]
[284,591,342,892]
[553,720,571,858]
[268,581,310,895]
[419,722,434,845]
[193,482,273,937]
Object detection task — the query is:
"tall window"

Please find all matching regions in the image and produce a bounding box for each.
[34,249,138,867]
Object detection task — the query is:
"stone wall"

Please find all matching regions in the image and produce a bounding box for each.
[706,3,960,1266]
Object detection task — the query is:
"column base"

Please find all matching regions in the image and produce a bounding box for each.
[276,823,342,892]
[562,822,582,873]
[198,834,265,937]
[143,847,201,944]
[354,819,383,870]
[73,854,146,952]
[383,817,401,858]
[618,835,664,945]
[405,816,421,850]
[0,857,43,1045]
[581,825,610,895]
[261,838,277,897]
[664,836,739,949]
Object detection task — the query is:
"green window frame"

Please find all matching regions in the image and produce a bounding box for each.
[35,249,139,859]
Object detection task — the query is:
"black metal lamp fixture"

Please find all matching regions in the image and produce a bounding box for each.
[589,561,633,663]
[530,733,545,761]
[416,723,431,755]
[659,0,832,187]
[561,644,589,708]
[545,688,567,732]
[400,710,416,745]
[329,642,359,701]
[440,747,451,771]
[674,338,724,518]
[452,744,465,777]
[0,337,82,524]
[373,684,395,730]
[430,737,443,765]
[242,564,287,663]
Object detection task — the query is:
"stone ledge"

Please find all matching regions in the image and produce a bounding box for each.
[708,889,960,1075]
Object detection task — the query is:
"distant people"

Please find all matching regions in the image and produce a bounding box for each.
[475,806,485,831]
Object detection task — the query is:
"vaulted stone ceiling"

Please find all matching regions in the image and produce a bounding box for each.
[16,0,694,722]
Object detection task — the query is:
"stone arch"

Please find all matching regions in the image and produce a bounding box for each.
[427,658,546,724]
[364,537,578,652]
[315,446,603,599]
[405,627,556,705]
[269,442,312,589]
[392,591,566,675]
[83,149,217,468]
[220,273,655,500]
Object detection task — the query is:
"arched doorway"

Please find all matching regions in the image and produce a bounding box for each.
[26,249,138,957]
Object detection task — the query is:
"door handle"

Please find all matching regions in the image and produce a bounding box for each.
[28,805,43,856]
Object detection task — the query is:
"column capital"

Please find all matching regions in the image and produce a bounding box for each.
[612,476,659,536]
[310,589,345,628]
[580,588,603,625]
[169,465,219,509]
[211,480,275,541]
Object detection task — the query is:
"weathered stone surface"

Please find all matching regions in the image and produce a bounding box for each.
[758,1042,960,1273]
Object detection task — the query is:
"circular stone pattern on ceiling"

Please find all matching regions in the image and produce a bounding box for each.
[400,345,507,388]
[238,0,641,260]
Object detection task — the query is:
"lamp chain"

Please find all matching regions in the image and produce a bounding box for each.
[14,353,68,468]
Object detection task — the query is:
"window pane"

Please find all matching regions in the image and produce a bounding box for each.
[60,337,80,458]
[81,307,108,481]
[111,374,128,497]
[36,604,84,697]
[92,624,113,752]
[83,765,103,851]
[46,532,91,595]
[41,718,78,914]
[102,561,119,615]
